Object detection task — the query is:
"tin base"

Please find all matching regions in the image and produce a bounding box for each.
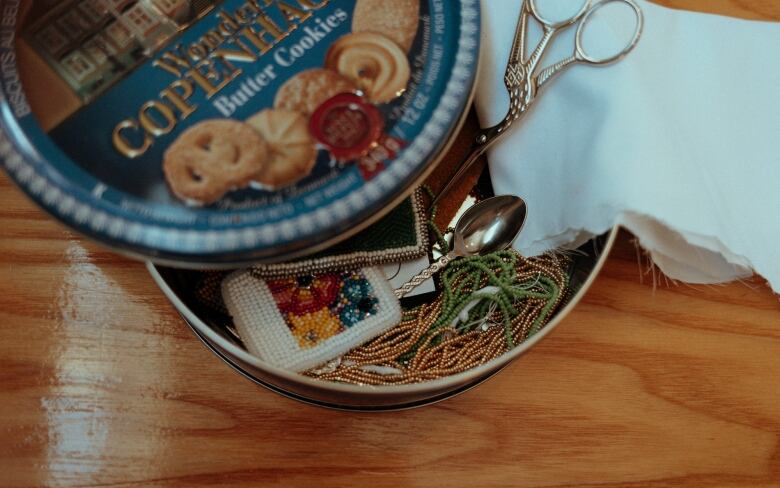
[184,314,507,412]
[149,227,618,410]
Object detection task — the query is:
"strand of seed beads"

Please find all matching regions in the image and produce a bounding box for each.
[308,251,570,386]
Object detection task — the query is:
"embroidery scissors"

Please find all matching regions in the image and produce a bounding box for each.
[430,0,644,209]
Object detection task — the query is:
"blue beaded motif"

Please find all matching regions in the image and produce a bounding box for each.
[333,272,378,328]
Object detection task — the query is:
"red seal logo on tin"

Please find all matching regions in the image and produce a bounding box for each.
[310,93,385,161]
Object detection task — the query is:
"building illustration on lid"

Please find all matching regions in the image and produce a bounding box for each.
[24,0,220,101]
[151,0,194,23]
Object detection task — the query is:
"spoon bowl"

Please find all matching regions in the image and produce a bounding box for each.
[395,195,528,299]
[454,195,528,256]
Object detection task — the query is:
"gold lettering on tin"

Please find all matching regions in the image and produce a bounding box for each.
[160,79,198,120]
[186,57,243,99]
[112,0,333,158]
[113,120,152,159]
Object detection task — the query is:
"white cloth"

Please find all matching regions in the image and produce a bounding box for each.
[476,0,780,292]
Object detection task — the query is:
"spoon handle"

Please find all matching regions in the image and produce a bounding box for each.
[394,253,454,299]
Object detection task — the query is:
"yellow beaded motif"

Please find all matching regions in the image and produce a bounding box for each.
[287,309,343,349]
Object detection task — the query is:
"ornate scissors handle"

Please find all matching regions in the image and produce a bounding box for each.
[429,7,535,210]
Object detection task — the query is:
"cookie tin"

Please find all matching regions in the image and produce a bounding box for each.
[0,0,480,266]
[149,228,619,410]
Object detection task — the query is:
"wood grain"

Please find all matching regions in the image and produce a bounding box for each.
[0,1,779,487]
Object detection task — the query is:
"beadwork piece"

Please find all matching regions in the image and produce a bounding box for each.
[222,267,401,372]
[250,189,429,279]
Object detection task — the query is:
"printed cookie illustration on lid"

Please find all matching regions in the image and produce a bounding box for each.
[0,0,480,265]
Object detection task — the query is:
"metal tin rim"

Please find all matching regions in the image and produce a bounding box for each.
[147,226,619,398]
[0,0,481,267]
[185,314,509,412]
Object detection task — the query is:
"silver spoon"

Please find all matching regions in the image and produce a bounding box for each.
[394,195,528,299]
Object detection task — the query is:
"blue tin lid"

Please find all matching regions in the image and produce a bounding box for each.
[0,0,480,266]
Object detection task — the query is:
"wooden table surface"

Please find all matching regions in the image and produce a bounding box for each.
[2,1,780,487]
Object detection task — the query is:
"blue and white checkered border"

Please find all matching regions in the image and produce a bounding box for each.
[0,0,480,259]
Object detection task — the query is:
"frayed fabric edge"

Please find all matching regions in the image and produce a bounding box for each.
[512,211,776,293]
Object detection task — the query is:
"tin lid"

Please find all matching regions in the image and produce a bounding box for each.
[0,0,480,266]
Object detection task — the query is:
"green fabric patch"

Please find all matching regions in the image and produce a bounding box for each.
[316,197,418,258]
[251,189,428,279]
